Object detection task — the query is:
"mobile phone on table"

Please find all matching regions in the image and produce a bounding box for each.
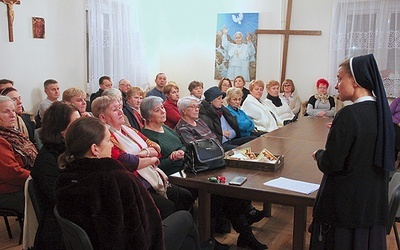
[229,176,247,186]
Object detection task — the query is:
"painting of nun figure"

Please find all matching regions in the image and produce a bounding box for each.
[215,13,259,82]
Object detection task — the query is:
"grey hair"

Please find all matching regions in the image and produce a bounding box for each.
[0,95,13,105]
[102,88,122,98]
[177,96,199,114]
[140,96,164,122]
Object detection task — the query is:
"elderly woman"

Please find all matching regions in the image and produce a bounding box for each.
[62,87,92,117]
[141,96,186,176]
[55,117,209,250]
[0,96,37,214]
[1,87,36,143]
[123,86,145,130]
[175,96,267,250]
[31,102,80,249]
[225,87,266,137]
[199,86,256,151]
[241,80,283,132]
[306,78,335,117]
[266,80,296,124]
[92,96,190,219]
[163,83,181,129]
[279,79,301,116]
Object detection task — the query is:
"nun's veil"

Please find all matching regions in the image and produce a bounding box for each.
[350,54,395,171]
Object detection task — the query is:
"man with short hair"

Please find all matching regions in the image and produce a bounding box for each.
[0,79,14,91]
[145,73,167,101]
[90,76,113,104]
[118,79,131,100]
[39,79,60,118]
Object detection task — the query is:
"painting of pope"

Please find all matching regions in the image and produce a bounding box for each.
[215,13,259,82]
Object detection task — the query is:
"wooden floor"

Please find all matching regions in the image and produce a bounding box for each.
[1,202,399,249]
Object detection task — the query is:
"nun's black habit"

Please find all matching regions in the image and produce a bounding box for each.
[310,54,395,250]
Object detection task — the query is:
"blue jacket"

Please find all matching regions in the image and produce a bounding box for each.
[226,105,255,137]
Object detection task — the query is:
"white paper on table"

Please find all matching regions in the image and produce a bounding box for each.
[263,177,320,195]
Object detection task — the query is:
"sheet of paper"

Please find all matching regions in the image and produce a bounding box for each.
[263,177,320,195]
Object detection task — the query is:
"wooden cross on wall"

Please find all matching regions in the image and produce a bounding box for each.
[256,0,321,83]
[1,0,20,42]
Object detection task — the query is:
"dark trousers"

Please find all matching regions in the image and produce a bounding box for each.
[163,210,200,250]
[151,184,194,220]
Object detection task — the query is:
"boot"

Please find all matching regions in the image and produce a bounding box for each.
[237,231,268,250]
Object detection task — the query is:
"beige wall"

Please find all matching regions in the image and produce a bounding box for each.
[0,0,86,112]
[0,0,333,112]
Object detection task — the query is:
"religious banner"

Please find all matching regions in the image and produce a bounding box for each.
[32,17,45,39]
[215,13,259,82]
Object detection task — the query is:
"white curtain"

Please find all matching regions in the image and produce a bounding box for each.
[86,0,149,94]
[329,0,400,97]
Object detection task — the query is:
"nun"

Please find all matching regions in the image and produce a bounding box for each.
[310,54,395,249]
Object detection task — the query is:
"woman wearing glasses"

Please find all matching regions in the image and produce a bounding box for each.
[279,79,302,116]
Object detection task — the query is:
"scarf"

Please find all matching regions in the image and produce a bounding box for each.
[314,93,329,104]
[108,125,168,197]
[350,54,395,171]
[267,93,282,107]
[213,107,223,118]
[0,126,38,169]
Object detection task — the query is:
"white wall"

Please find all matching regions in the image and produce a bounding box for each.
[139,0,334,101]
[0,0,86,112]
[0,0,333,111]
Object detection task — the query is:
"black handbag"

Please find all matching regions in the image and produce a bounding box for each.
[183,138,226,174]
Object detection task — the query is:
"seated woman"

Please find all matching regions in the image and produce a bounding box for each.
[266,80,296,124]
[163,83,181,129]
[30,102,80,249]
[233,75,250,105]
[218,78,232,106]
[279,79,301,116]
[199,86,256,151]
[175,96,267,250]
[62,87,92,117]
[92,96,191,219]
[141,96,186,176]
[241,80,283,133]
[0,96,37,214]
[390,96,400,157]
[55,117,209,250]
[188,80,205,101]
[306,78,335,118]
[225,87,266,137]
[1,87,36,144]
[123,86,145,130]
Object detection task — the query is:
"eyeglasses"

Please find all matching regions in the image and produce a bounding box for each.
[187,105,200,110]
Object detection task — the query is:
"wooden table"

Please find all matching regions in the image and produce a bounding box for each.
[169,117,332,249]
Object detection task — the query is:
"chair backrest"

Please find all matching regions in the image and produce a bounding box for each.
[387,172,400,234]
[27,178,43,223]
[54,206,93,250]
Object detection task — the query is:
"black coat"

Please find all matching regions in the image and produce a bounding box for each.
[123,103,141,130]
[199,100,241,144]
[31,142,65,249]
